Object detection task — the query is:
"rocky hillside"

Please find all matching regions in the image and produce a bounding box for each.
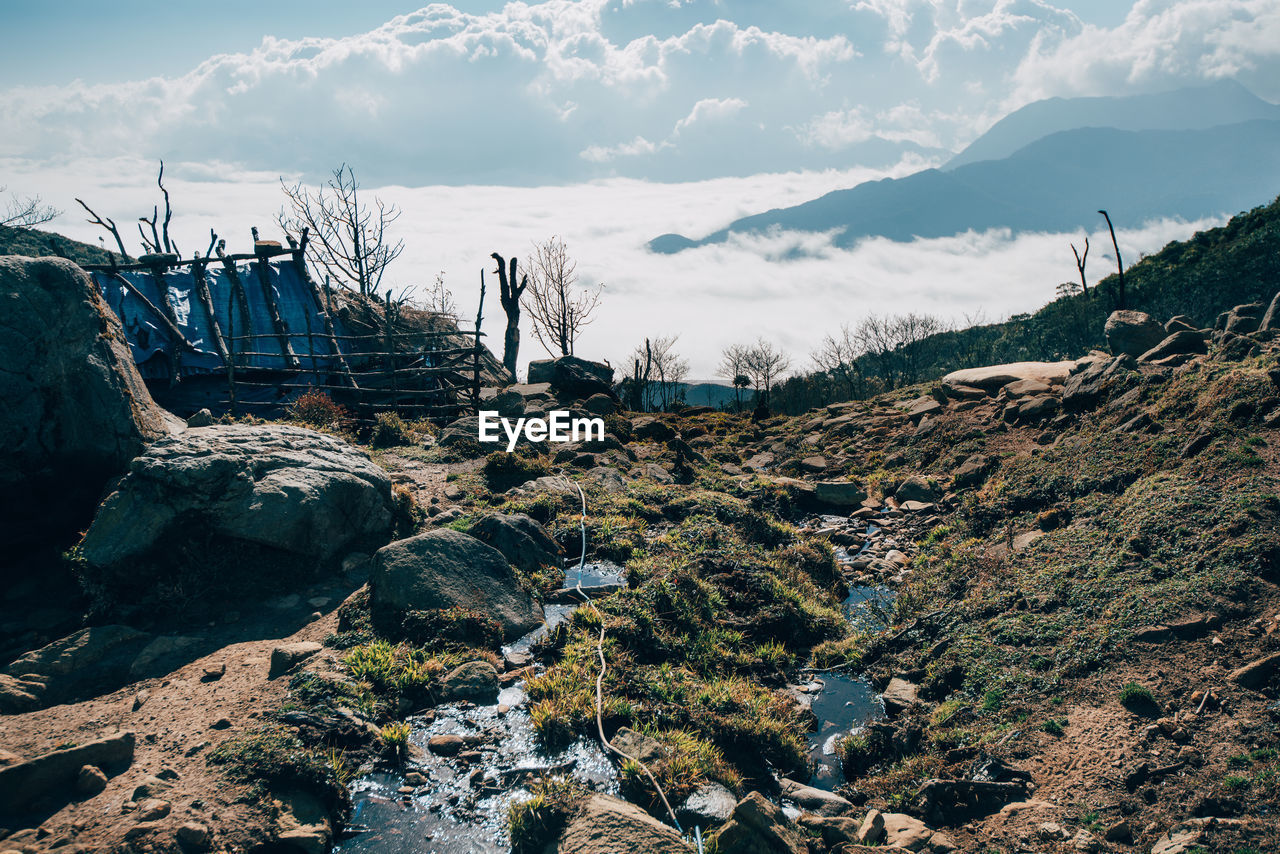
[1,248,1278,854]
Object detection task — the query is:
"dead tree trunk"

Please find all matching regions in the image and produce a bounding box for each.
[1098,210,1125,309]
[1071,237,1089,296]
[491,252,527,382]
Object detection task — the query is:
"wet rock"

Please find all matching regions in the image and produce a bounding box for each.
[0,256,177,551]
[427,735,464,756]
[439,661,499,704]
[0,731,134,813]
[554,793,693,853]
[269,642,323,679]
[467,513,564,576]
[677,782,737,828]
[81,425,394,601]
[778,777,853,817]
[370,528,544,639]
[1105,310,1166,357]
[709,791,806,854]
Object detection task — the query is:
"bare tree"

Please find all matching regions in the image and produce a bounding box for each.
[524,235,603,357]
[491,252,528,381]
[1070,236,1089,296]
[1098,209,1125,309]
[279,163,404,296]
[745,338,791,404]
[1,187,60,228]
[423,271,457,319]
[631,335,688,411]
[718,343,751,410]
[811,324,865,401]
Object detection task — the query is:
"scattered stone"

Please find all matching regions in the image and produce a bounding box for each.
[2,625,151,712]
[858,808,886,844]
[176,821,212,849]
[952,455,992,489]
[201,662,225,682]
[1072,829,1101,852]
[611,728,668,767]
[1038,821,1069,841]
[273,789,332,854]
[269,642,323,679]
[209,718,231,730]
[527,356,614,398]
[895,476,939,504]
[631,416,677,443]
[370,529,544,639]
[1228,652,1280,690]
[75,764,108,796]
[1140,330,1208,363]
[882,678,920,716]
[799,456,828,473]
[186,409,214,428]
[137,798,171,821]
[814,480,868,509]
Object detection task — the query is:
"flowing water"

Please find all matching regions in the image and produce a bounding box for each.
[803,673,884,790]
[337,605,619,854]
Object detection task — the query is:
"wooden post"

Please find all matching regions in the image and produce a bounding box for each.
[147,261,184,386]
[384,291,398,412]
[252,242,301,369]
[226,285,237,416]
[216,245,253,368]
[291,239,356,388]
[473,269,485,414]
[191,257,229,360]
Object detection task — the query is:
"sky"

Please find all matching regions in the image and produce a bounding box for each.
[3,1,1279,377]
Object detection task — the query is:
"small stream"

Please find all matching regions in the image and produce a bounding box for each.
[337,567,628,854]
[802,673,884,789]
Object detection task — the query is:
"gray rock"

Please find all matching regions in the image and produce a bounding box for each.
[1220,302,1264,336]
[527,356,615,398]
[186,408,215,428]
[467,513,564,577]
[270,642,323,679]
[1105,310,1167,357]
[0,257,177,551]
[370,528,544,639]
[583,393,617,415]
[1259,290,1280,334]
[709,791,806,854]
[814,480,868,509]
[585,466,627,493]
[1140,330,1208,362]
[1062,354,1136,412]
[952,455,992,489]
[677,782,737,827]
[611,728,668,767]
[778,777,853,817]
[554,793,694,853]
[0,731,134,812]
[631,416,677,442]
[439,660,499,703]
[81,425,393,598]
[895,476,939,504]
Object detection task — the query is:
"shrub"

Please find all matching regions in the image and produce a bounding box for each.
[1040,718,1066,737]
[1119,682,1160,714]
[380,721,411,764]
[391,483,423,538]
[288,390,352,431]
[370,411,411,447]
[206,725,347,813]
[507,777,586,854]
[483,451,550,492]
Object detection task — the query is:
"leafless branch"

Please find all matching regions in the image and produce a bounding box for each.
[523,235,603,357]
[75,198,129,258]
[1,186,61,228]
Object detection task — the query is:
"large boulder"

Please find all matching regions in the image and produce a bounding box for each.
[1104,310,1166,357]
[553,793,693,853]
[0,257,177,551]
[527,356,616,399]
[80,424,393,602]
[369,528,544,639]
[1259,290,1280,334]
[1061,355,1136,412]
[1139,329,1208,363]
[466,513,564,577]
[942,361,1076,393]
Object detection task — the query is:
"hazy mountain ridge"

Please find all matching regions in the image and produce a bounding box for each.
[650,83,1280,255]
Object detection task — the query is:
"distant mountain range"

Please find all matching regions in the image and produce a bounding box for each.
[650,82,1280,254]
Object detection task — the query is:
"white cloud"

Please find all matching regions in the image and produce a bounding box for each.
[673,96,749,134]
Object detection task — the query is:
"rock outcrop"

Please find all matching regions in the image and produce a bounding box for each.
[1104,310,1166,357]
[466,513,564,577]
[369,528,544,639]
[80,424,393,603]
[942,361,1076,393]
[527,355,616,399]
[0,256,177,551]
[0,731,135,816]
[709,792,808,854]
[0,625,151,712]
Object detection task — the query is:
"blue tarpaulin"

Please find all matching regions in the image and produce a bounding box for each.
[92,260,346,380]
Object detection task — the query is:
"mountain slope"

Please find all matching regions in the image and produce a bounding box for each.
[650,120,1280,254]
[946,80,1280,170]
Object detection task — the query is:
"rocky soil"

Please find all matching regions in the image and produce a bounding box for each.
[2,271,1280,854]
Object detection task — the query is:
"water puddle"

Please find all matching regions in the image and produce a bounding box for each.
[338,606,618,854]
[803,674,884,790]
[563,560,625,592]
